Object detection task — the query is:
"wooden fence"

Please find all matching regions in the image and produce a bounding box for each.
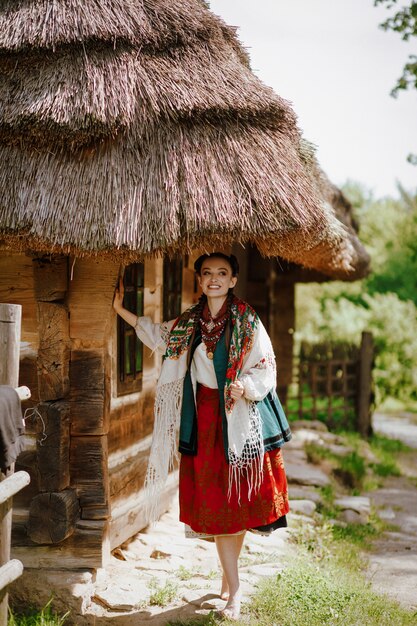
[282,331,374,436]
[0,303,30,625]
[0,471,30,625]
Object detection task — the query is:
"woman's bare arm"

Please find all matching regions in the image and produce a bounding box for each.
[113,276,138,328]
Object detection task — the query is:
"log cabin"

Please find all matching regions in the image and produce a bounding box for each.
[0,0,369,595]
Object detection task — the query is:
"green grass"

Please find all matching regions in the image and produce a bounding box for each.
[148,578,178,607]
[167,556,417,626]
[305,441,367,489]
[306,432,408,492]
[176,565,195,581]
[285,383,356,430]
[8,600,69,626]
[368,433,411,477]
[304,441,334,464]
[168,514,417,626]
[248,558,417,626]
[167,613,219,626]
[336,450,367,488]
[332,521,379,544]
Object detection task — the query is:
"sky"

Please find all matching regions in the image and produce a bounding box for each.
[209,0,417,198]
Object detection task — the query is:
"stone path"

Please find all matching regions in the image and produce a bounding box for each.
[59,415,417,623]
[81,421,365,624]
[373,411,417,449]
[365,412,417,610]
[85,499,294,624]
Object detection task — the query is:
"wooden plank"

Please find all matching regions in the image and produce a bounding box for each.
[107,392,154,455]
[0,560,23,592]
[12,519,108,569]
[0,302,22,626]
[27,490,79,544]
[357,332,374,438]
[272,280,295,390]
[0,304,21,388]
[19,357,39,406]
[32,256,68,302]
[0,473,30,507]
[13,451,38,508]
[109,472,178,550]
[70,351,105,435]
[37,402,70,492]
[68,258,119,343]
[70,436,108,509]
[0,491,11,625]
[37,303,70,401]
[0,253,39,349]
[109,448,148,502]
[80,505,110,520]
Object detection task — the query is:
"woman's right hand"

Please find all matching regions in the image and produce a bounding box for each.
[113,276,124,313]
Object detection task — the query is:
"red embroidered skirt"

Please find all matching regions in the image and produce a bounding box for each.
[179,384,289,536]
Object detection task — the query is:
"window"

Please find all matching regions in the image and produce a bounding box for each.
[117,263,144,395]
[163,257,183,321]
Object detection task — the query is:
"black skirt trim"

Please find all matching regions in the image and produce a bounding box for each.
[249,514,288,535]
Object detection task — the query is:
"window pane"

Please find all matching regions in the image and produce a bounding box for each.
[125,266,133,287]
[118,262,145,395]
[124,332,132,375]
[163,257,183,321]
[136,264,144,287]
[137,290,143,316]
[135,341,143,373]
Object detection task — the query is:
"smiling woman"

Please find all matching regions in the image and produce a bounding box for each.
[113,251,291,621]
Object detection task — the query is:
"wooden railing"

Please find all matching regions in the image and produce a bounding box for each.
[0,471,30,625]
[0,303,31,625]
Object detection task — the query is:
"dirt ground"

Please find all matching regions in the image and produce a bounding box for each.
[366,412,417,610]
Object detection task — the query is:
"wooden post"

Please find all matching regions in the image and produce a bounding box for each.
[0,304,21,388]
[357,331,374,438]
[0,303,22,626]
[271,277,295,405]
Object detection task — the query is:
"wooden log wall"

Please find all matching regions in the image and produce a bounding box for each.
[0,254,39,510]
[0,254,39,407]
[108,254,204,548]
[0,253,117,568]
[272,276,295,403]
[12,256,119,568]
[108,258,163,549]
[21,255,77,548]
[2,251,205,566]
[232,246,295,403]
[66,257,119,562]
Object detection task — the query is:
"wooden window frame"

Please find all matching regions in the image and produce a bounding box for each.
[117,263,144,396]
[163,257,183,321]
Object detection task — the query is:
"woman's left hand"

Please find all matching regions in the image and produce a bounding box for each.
[230,380,244,399]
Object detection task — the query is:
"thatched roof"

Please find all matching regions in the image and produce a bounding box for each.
[294,146,370,279]
[0,0,365,277]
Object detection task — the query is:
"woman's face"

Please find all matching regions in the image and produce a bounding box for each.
[198,257,237,299]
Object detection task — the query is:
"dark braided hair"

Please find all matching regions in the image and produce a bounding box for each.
[194,252,239,278]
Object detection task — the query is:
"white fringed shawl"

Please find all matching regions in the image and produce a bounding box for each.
[136,298,277,521]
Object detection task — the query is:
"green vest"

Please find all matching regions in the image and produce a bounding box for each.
[178,331,291,460]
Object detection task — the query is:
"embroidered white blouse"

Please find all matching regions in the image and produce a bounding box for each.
[135,316,273,400]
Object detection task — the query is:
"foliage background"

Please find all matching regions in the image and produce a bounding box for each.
[296,183,417,407]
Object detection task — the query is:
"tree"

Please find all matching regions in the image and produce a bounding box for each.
[375,1,417,163]
[375,0,417,96]
[297,182,417,405]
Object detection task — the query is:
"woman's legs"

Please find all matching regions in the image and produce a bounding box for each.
[215,532,246,619]
[220,532,245,598]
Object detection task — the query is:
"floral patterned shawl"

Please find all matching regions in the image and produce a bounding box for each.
[145,296,277,521]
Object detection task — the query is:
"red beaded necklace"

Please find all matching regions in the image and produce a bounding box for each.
[199,298,229,359]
